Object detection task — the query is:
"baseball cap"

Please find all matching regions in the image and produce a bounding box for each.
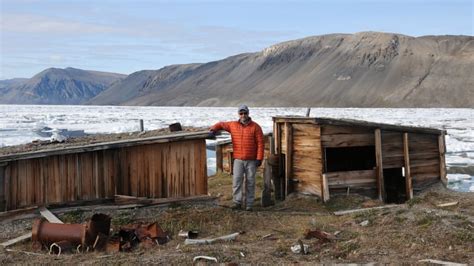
[238,104,249,113]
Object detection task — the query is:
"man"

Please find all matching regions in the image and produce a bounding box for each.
[210,105,264,211]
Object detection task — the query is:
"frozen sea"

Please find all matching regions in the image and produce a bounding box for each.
[0,105,473,192]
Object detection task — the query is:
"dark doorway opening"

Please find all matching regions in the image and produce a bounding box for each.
[383,168,406,203]
[325,146,376,172]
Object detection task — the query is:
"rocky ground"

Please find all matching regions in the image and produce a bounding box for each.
[0,172,473,264]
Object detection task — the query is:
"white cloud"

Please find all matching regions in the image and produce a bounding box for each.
[0,14,120,34]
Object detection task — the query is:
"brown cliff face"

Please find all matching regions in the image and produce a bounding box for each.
[90,32,473,107]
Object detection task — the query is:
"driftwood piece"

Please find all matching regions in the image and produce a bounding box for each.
[0,233,32,248]
[184,232,240,245]
[5,248,43,256]
[418,259,466,265]
[39,207,63,224]
[333,204,401,216]
[436,201,459,208]
[193,256,218,263]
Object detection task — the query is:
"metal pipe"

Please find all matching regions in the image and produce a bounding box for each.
[32,219,87,247]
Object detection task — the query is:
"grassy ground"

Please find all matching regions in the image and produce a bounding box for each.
[1,172,473,264]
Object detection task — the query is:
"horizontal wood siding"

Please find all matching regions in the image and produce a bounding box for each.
[381,131,404,168]
[292,124,323,196]
[326,169,377,188]
[408,133,440,189]
[2,139,207,211]
[321,125,374,148]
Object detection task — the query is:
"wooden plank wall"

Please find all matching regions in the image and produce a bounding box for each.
[408,133,441,189]
[291,124,323,196]
[321,125,374,147]
[381,131,404,168]
[2,139,207,211]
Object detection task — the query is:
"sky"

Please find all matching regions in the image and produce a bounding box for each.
[0,0,472,80]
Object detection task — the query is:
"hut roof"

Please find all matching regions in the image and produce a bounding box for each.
[0,131,209,163]
[272,116,445,135]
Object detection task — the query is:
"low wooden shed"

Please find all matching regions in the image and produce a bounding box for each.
[0,131,209,212]
[272,117,447,203]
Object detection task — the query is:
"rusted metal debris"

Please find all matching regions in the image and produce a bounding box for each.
[49,240,73,256]
[32,213,111,251]
[303,229,335,242]
[31,213,170,254]
[111,222,170,251]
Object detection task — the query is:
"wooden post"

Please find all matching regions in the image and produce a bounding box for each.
[403,133,413,200]
[322,174,330,202]
[438,132,447,186]
[216,144,223,173]
[0,165,5,211]
[284,123,293,197]
[275,122,284,200]
[305,108,311,117]
[139,119,144,132]
[374,129,385,202]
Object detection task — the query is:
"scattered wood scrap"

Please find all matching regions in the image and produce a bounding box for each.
[436,201,459,208]
[418,259,466,265]
[114,194,216,207]
[39,207,63,223]
[0,233,32,248]
[184,232,240,245]
[333,204,401,216]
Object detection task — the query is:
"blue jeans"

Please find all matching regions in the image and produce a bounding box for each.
[233,159,257,208]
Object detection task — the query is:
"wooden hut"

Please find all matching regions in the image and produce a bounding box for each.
[272,117,447,203]
[0,131,209,212]
[215,134,273,175]
[215,139,234,174]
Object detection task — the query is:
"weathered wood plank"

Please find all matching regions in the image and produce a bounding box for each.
[284,123,292,197]
[403,133,413,200]
[321,125,373,135]
[39,206,63,223]
[322,174,329,202]
[374,129,384,201]
[0,166,5,211]
[0,233,32,248]
[321,134,374,148]
[438,133,447,186]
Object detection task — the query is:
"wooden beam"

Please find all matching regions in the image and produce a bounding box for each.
[438,133,447,186]
[403,133,413,200]
[39,206,63,223]
[284,123,293,197]
[272,117,445,135]
[374,129,385,202]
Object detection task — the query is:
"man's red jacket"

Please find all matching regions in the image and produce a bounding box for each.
[211,119,264,161]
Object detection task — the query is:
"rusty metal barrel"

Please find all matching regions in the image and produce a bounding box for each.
[32,219,87,247]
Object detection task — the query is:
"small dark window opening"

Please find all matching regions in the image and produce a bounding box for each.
[383,168,407,203]
[324,146,376,172]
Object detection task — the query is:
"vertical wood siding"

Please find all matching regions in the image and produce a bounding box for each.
[2,139,207,211]
[292,124,323,196]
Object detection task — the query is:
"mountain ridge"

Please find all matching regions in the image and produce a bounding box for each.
[2,32,473,107]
